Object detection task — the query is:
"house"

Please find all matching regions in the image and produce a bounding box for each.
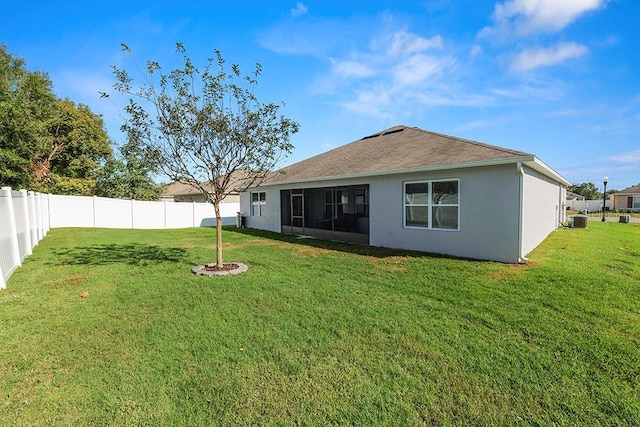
[611,184,640,212]
[240,126,570,263]
[161,174,246,225]
[161,182,240,203]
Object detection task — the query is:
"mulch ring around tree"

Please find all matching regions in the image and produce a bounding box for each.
[191,262,248,277]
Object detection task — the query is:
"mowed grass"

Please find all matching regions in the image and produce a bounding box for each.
[0,223,638,426]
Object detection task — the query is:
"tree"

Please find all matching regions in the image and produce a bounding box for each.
[1,45,112,193]
[0,44,56,188]
[41,99,112,195]
[569,182,601,200]
[111,43,299,268]
[95,136,162,200]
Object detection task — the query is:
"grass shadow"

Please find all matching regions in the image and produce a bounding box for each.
[225,226,478,262]
[54,243,189,266]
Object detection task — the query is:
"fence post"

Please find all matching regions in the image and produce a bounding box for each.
[36,192,44,241]
[92,196,97,228]
[131,199,135,228]
[1,187,22,271]
[19,189,33,257]
[0,263,5,289]
[27,191,38,247]
[164,201,168,229]
[46,194,52,233]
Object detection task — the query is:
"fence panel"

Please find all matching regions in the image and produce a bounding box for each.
[0,190,16,286]
[165,202,196,228]
[94,197,133,229]
[132,200,166,229]
[0,189,50,287]
[49,195,95,227]
[2,189,239,288]
[566,199,612,212]
[194,202,232,227]
[11,190,32,260]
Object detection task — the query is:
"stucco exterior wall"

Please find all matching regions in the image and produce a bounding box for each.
[520,165,564,258]
[239,163,564,263]
[240,189,282,233]
[368,164,521,263]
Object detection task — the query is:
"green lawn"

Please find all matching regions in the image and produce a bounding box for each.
[1,224,638,425]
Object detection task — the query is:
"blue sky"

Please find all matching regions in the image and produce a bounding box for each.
[2,0,639,190]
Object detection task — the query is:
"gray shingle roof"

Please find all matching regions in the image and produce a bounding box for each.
[616,184,640,194]
[266,125,533,184]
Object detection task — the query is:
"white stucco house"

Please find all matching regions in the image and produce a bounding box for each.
[239,126,570,263]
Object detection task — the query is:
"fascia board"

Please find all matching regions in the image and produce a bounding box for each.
[252,156,537,188]
[523,157,572,187]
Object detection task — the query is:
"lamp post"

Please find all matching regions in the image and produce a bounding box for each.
[602,176,608,222]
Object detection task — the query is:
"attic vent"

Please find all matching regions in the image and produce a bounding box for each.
[361,132,381,140]
[381,128,404,136]
[361,127,405,140]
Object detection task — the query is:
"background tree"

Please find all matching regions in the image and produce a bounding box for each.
[95,137,162,200]
[111,43,299,268]
[569,182,601,200]
[1,45,114,194]
[0,44,56,188]
[40,99,112,195]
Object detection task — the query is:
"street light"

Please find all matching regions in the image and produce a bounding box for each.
[602,176,608,222]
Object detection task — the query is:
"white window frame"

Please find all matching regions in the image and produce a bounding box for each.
[403,179,460,231]
[633,196,640,209]
[251,191,266,217]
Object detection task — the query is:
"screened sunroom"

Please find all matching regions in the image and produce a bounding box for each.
[279,185,369,244]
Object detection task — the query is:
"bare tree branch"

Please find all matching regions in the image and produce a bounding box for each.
[111,43,299,268]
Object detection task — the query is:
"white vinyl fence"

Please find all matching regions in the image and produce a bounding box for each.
[566,198,612,213]
[0,188,239,288]
[47,194,237,229]
[0,187,50,289]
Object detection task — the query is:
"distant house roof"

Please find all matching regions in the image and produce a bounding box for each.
[566,191,586,200]
[616,184,640,194]
[162,181,213,198]
[263,125,570,186]
[162,170,253,198]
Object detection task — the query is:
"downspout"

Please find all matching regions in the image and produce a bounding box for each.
[517,162,529,264]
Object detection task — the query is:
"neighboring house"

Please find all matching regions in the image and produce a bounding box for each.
[161,182,240,204]
[240,125,570,263]
[161,176,245,225]
[611,184,640,212]
[566,191,585,201]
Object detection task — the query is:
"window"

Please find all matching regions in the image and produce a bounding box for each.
[355,188,369,217]
[634,196,640,209]
[251,191,266,216]
[404,179,459,230]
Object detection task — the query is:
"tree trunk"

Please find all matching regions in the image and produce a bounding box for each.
[214,201,223,268]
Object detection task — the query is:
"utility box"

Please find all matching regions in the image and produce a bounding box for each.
[619,215,630,223]
[236,212,246,228]
[573,215,588,228]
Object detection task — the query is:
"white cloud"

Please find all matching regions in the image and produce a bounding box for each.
[304,26,459,116]
[611,149,640,163]
[482,0,606,38]
[392,54,453,88]
[470,45,483,57]
[290,2,308,18]
[388,32,443,56]
[331,59,373,79]
[510,42,589,71]
[260,17,498,117]
[340,87,392,118]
